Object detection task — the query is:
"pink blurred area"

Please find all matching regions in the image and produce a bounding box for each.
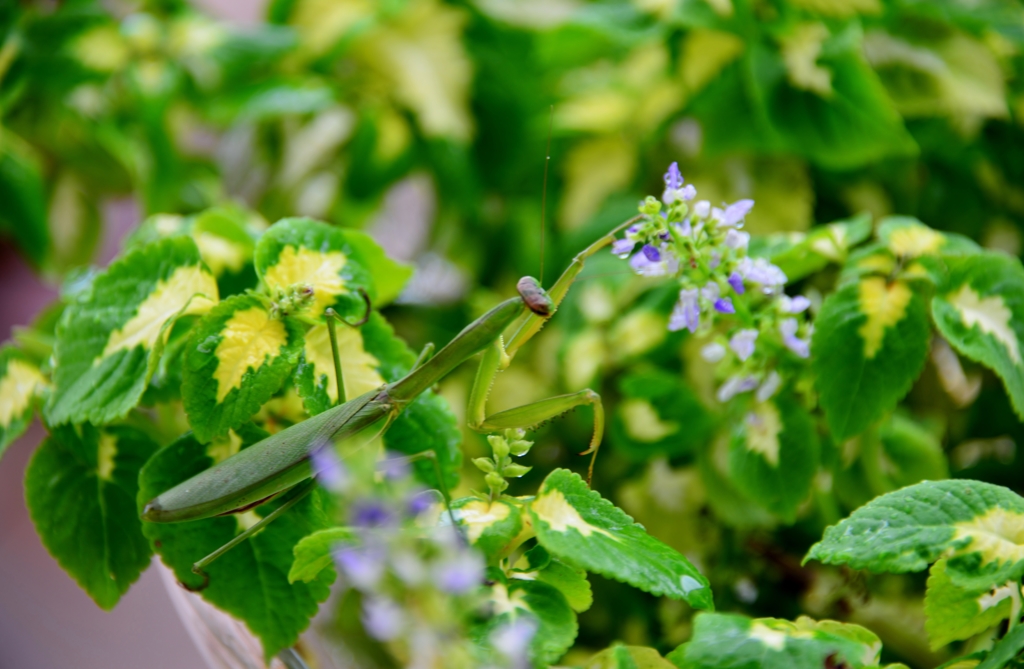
[0,199,207,668]
[0,3,269,667]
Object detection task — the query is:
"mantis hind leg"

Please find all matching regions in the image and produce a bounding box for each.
[469,388,605,485]
[185,479,317,592]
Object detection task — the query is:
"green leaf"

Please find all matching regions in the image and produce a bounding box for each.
[0,346,47,458]
[25,424,157,609]
[255,217,375,321]
[924,559,1014,649]
[294,309,461,489]
[765,213,873,283]
[667,613,884,669]
[0,131,49,265]
[610,369,716,462]
[806,479,1024,588]
[528,469,713,609]
[513,545,593,613]
[581,645,676,669]
[932,252,1024,420]
[833,414,950,510]
[344,229,413,306]
[182,293,304,443]
[728,394,819,522]
[481,579,578,667]
[289,527,355,583]
[452,497,524,560]
[812,277,930,442]
[139,432,332,661]
[977,623,1024,669]
[47,236,219,425]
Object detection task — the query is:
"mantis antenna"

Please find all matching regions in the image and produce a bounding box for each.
[539,104,554,286]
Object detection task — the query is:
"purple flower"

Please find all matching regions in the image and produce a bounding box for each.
[642,244,661,261]
[434,550,485,594]
[729,329,758,361]
[728,271,745,295]
[780,295,811,314]
[310,443,350,493]
[714,298,735,314]
[491,618,539,660]
[724,229,750,251]
[662,163,697,205]
[406,491,436,518]
[701,282,720,301]
[716,375,759,402]
[737,257,787,290]
[350,499,396,528]
[362,597,406,641]
[629,246,677,277]
[694,201,711,218]
[669,288,700,333]
[709,250,721,269]
[611,238,635,257]
[664,162,684,190]
[380,452,412,480]
[719,199,754,227]
[780,318,810,358]
[334,544,386,589]
[756,371,782,402]
[701,342,726,362]
[674,219,693,237]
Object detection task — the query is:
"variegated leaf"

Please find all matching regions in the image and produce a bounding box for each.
[764,213,873,282]
[451,497,524,561]
[47,236,218,425]
[527,469,712,609]
[25,424,157,609]
[0,346,47,457]
[182,294,304,443]
[932,252,1024,420]
[924,558,1014,649]
[667,613,885,669]
[255,217,375,321]
[807,479,1024,589]
[811,277,930,442]
[728,393,819,522]
[478,579,577,667]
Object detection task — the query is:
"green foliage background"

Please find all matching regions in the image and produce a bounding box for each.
[4,0,1024,666]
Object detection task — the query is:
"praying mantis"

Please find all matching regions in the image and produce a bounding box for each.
[141,215,642,578]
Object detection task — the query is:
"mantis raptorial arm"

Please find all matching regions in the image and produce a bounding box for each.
[464,217,642,484]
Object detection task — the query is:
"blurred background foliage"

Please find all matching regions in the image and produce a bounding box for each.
[4,0,1024,665]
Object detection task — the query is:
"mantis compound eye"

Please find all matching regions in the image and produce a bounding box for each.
[517,276,554,317]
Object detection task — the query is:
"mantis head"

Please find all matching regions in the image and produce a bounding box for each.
[516,276,554,317]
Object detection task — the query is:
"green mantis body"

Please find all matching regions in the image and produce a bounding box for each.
[142,217,639,525]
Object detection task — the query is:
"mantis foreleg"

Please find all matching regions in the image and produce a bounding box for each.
[464,218,641,484]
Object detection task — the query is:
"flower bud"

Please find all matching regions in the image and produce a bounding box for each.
[491,437,510,460]
[485,471,506,490]
[508,439,532,457]
[502,463,532,478]
[640,196,662,216]
[472,457,495,473]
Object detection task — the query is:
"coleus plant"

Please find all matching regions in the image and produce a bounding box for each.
[3,158,1024,667]
[0,205,712,665]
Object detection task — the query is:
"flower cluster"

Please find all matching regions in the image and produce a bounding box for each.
[613,162,814,404]
[310,443,489,668]
[472,429,534,499]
